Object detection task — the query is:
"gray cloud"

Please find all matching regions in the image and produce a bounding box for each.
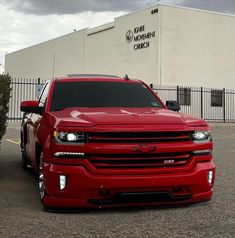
[2,0,157,15]
[163,0,235,14]
[3,0,235,15]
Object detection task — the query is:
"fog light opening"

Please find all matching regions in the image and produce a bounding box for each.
[208,170,213,185]
[59,175,67,190]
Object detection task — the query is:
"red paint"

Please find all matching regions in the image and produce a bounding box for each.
[20,76,215,209]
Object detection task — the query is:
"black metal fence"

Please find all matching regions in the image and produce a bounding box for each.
[152,85,235,123]
[8,78,47,122]
[7,78,235,123]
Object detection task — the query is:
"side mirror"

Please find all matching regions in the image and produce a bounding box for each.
[166,100,181,112]
[20,100,44,114]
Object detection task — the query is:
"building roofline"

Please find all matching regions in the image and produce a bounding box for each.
[115,3,235,19]
[6,27,88,56]
[87,22,115,35]
[115,3,160,19]
[6,2,235,56]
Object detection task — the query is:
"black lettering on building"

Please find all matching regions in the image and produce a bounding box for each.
[134,42,150,50]
[126,24,156,50]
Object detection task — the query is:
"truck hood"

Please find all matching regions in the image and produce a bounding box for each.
[49,107,207,128]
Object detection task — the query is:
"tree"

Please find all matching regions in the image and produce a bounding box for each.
[0,74,11,149]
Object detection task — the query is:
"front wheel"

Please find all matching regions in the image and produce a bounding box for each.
[38,152,46,203]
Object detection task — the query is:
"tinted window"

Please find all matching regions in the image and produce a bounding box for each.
[50,81,163,111]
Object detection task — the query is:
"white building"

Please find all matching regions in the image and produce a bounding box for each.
[5,4,235,89]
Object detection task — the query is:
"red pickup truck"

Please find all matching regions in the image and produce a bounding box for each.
[20,75,215,210]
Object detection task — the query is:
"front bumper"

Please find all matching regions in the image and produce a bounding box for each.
[43,161,215,208]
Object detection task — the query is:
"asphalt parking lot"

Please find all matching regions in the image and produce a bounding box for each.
[0,124,234,238]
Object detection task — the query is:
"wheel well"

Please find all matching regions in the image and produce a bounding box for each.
[23,125,27,146]
[20,132,23,149]
[35,143,42,172]
[20,126,27,149]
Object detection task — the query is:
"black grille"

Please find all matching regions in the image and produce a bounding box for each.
[89,191,192,205]
[86,131,193,143]
[87,152,191,169]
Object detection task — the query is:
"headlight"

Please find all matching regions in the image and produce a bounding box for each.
[192,130,211,143]
[54,131,85,143]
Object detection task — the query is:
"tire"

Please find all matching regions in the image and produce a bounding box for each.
[38,152,46,203]
[21,147,31,171]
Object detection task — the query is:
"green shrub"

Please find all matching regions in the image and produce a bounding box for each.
[0,74,11,149]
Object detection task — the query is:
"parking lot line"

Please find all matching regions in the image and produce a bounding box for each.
[5,139,20,145]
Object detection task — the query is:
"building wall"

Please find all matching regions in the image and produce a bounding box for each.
[160,5,235,88]
[84,25,117,75]
[5,4,235,89]
[5,5,160,85]
[5,29,86,79]
[83,7,159,85]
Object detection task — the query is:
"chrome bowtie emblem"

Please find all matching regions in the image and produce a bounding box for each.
[132,145,156,153]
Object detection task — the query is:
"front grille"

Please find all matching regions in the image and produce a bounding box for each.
[86,131,193,143]
[87,152,191,169]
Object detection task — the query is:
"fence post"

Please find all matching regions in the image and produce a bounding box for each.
[201,87,203,119]
[38,78,41,85]
[177,86,179,102]
[223,88,226,123]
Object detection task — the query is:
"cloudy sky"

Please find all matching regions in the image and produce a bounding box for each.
[0,0,235,73]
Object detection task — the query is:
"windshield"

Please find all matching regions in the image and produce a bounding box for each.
[50,81,163,111]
